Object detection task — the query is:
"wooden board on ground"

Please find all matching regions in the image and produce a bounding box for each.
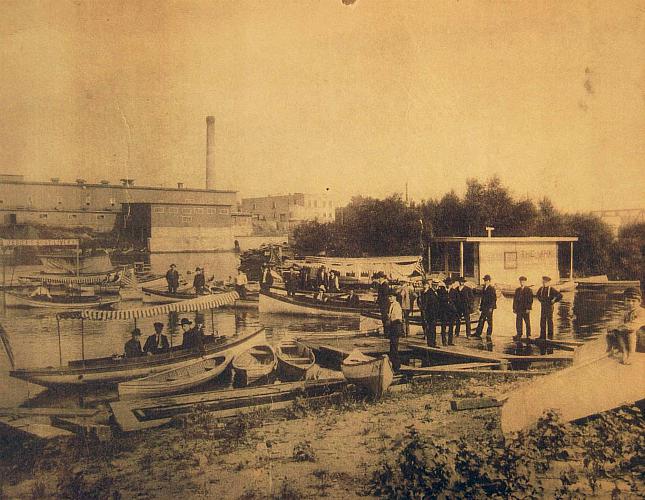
[398,362,502,374]
[501,338,645,433]
[0,416,74,440]
[451,397,505,411]
[0,407,99,418]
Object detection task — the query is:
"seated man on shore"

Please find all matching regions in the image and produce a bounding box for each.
[606,287,645,365]
[143,322,170,355]
[124,328,144,358]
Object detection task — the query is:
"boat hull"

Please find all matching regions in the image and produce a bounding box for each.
[3,291,119,310]
[142,288,199,304]
[341,352,394,399]
[9,328,265,388]
[259,291,371,317]
[276,342,316,382]
[232,345,277,386]
[118,353,232,400]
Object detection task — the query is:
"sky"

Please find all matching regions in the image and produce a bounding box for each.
[0,0,643,211]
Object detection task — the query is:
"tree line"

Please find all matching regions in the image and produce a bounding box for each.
[292,177,644,281]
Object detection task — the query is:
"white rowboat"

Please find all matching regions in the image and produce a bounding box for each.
[341,349,394,399]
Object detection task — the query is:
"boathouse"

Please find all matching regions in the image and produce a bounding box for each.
[429,235,578,285]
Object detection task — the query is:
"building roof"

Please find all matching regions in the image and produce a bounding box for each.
[0,178,237,194]
[432,236,578,243]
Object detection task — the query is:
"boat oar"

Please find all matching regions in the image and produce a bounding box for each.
[0,321,15,370]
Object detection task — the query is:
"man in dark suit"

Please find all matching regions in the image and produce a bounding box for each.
[124,328,143,358]
[454,277,474,338]
[143,322,170,355]
[166,264,179,293]
[513,276,533,339]
[439,278,456,346]
[535,276,563,340]
[418,279,440,347]
[181,317,204,351]
[475,274,496,338]
[193,267,206,294]
[375,272,391,327]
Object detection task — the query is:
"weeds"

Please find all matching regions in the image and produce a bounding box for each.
[292,441,317,462]
[29,480,47,499]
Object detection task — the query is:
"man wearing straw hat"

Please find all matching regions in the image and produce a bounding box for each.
[606,287,645,365]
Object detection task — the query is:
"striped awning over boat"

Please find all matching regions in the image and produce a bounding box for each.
[0,239,79,247]
[23,274,110,285]
[59,291,239,320]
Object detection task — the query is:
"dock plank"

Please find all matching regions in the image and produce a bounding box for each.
[0,407,99,418]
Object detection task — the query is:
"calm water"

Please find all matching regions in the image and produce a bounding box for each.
[0,251,629,407]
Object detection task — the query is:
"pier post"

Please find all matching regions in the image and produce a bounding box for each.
[459,241,464,277]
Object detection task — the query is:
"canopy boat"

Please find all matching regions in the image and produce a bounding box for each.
[259,290,378,317]
[117,353,232,400]
[341,349,393,399]
[232,344,277,386]
[8,291,242,387]
[38,251,113,275]
[275,341,316,381]
[3,290,119,310]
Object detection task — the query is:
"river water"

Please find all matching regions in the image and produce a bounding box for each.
[0,252,629,407]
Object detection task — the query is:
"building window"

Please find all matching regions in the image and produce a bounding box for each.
[182,207,192,215]
[96,214,105,220]
[194,207,204,214]
[68,214,77,220]
[504,252,518,270]
[207,208,215,214]
[0,200,4,204]
[218,208,229,214]
[167,207,179,214]
[272,202,276,209]
[85,195,91,206]
[39,213,48,219]
[153,207,165,213]
[181,215,192,223]
[109,198,115,206]
[252,203,256,210]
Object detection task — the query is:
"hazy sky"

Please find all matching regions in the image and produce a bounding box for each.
[1,0,643,211]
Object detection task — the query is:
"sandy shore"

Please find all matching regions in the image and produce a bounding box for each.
[1,373,642,499]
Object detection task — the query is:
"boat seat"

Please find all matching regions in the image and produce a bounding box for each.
[287,357,312,362]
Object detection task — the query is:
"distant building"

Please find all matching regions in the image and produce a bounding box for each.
[591,208,645,236]
[429,235,578,286]
[0,176,254,252]
[241,193,336,231]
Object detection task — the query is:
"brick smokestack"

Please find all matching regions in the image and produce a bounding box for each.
[206,116,216,190]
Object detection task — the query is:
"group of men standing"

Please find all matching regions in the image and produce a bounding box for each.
[124,315,208,357]
[165,264,209,295]
[512,275,563,340]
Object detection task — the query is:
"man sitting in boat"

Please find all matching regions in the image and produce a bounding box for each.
[346,289,360,307]
[315,284,329,303]
[193,267,207,294]
[29,284,52,299]
[606,287,645,365]
[124,328,144,358]
[143,322,170,355]
[181,317,204,352]
[235,268,248,299]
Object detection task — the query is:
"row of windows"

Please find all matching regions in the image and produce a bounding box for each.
[36,213,109,221]
[153,206,229,215]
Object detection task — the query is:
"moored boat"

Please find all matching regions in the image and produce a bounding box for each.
[259,290,377,317]
[39,252,113,275]
[232,344,277,386]
[10,326,261,388]
[276,341,316,381]
[117,353,232,400]
[3,290,119,310]
[341,349,393,399]
[142,288,201,304]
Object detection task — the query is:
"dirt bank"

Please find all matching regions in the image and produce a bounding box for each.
[0,374,642,499]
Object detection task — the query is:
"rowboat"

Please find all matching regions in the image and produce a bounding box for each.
[501,337,645,433]
[10,325,261,388]
[259,290,377,317]
[341,349,394,399]
[275,341,316,381]
[117,353,232,400]
[232,344,277,386]
[142,288,201,304]
[3,291,119,310]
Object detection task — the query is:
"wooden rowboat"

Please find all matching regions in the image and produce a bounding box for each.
[341,349,394,399]
[259,290,377,317]
[276,341,316,381]
[142,288,201,304]
[232,345,277,387]
[118,353,232,400]
[9,327,264,388]
[501,337,645,433]
[3,291,119,310]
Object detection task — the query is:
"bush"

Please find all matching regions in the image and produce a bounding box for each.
[292,441,316,462]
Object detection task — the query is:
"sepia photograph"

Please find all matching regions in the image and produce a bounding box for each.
[0,1,643,498]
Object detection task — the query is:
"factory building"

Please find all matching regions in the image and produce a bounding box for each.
[241,193,336,231]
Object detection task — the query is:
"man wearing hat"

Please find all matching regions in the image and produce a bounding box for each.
[181,317,203,351]
[535,276,563,340]
[438,278,456,346]
[235,268,249,299]
[385,291,404,371]
[418,279,440,347]
[143,322,169,355]
[193,267,206,295]
[375,272,391,327]
[397,281,416,337]
[606,287,644,365]
[454,277,474,338]
[166,264,179,294]
[124,328,143,358]
[475,275,496,338]
[512,276,533,340]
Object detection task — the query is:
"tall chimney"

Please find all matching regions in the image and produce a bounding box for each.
[206,116,215,190]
